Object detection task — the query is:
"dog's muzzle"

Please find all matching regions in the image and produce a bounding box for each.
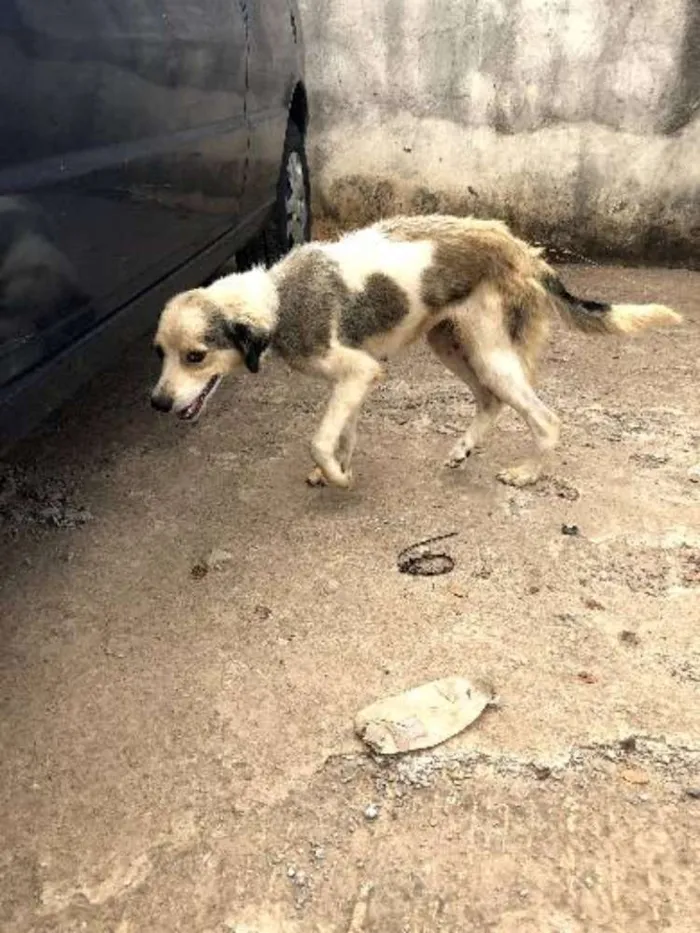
[151,392,173,413]
[176,375,222,422]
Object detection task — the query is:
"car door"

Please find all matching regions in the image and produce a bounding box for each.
[0,0,249,391]
[241,0,298,223]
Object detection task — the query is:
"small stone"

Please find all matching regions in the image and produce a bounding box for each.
[364,804,380,821]
[620,767,650,786]
[619,736,637,752]
[687,465,700,483]
[577,671,598,684]
[562,523,580,536]
[685,788,700,799]
[287,865,296,878]
[584,597,605,611]
[190,563,208,580]
[533,764,552,780]
[204,547,233,571]
[312,845,325,861]
[619,630,641,646]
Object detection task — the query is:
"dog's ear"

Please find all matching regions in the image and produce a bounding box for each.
[224,321,269,373]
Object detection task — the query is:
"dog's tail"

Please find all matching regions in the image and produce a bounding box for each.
[542,273,682,335]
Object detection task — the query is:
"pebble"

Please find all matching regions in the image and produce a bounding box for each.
[562,523,580,536]
[620,767,650,786]
[619,630,641,646]
[687,465,700,483]
[577,671,598,684]
[364,803,380,821]
[205,547,233,571]
[685,788,700,800]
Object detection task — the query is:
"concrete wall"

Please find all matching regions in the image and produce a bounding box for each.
[299,0,700,266]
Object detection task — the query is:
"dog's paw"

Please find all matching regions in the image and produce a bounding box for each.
[497,464,541,488]
[444,443,472,469]
[308,459,353,489]
[328,467,353,489]
[306,467,327,487]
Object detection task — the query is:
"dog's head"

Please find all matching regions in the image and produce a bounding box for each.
[150,280,272,421]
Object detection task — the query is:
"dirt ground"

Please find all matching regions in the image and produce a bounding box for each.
[1,264,699,933]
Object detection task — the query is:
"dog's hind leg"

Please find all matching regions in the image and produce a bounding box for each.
[481,350,560,486]
[308,347,382,488]
[432,284,558,486]
[427,320,503,467]
[458,306,559,486]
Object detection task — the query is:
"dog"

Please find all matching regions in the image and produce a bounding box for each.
[150,214,681,488]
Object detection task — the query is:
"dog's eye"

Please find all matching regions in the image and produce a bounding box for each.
[155,345,164,361]
[185,350,207,364]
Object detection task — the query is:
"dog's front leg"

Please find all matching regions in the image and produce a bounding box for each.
[307,410,360,487]
[337,408,361,473]
[309,349,382,488]
[310,381,366,488]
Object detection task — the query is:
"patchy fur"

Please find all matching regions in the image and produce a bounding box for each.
[271,249,341,359]
[339,273,410,346]
[151,214,682,487]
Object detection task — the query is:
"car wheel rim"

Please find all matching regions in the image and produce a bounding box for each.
[285,151,308,249]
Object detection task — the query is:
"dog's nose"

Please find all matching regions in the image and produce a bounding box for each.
[150,393,173,413]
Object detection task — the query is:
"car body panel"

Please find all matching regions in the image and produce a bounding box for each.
[0,0,305,447]
[243,1,305,217]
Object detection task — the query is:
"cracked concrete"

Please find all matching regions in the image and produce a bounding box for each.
[0,263,699,931]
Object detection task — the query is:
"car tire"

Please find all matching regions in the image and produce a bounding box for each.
[238,118,311,269]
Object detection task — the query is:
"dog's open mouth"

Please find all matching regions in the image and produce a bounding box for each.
[177,375,222,422]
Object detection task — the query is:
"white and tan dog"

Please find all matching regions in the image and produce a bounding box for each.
[151,214,681,488]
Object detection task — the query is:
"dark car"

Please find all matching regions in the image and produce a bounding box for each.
[0,0,310,448]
